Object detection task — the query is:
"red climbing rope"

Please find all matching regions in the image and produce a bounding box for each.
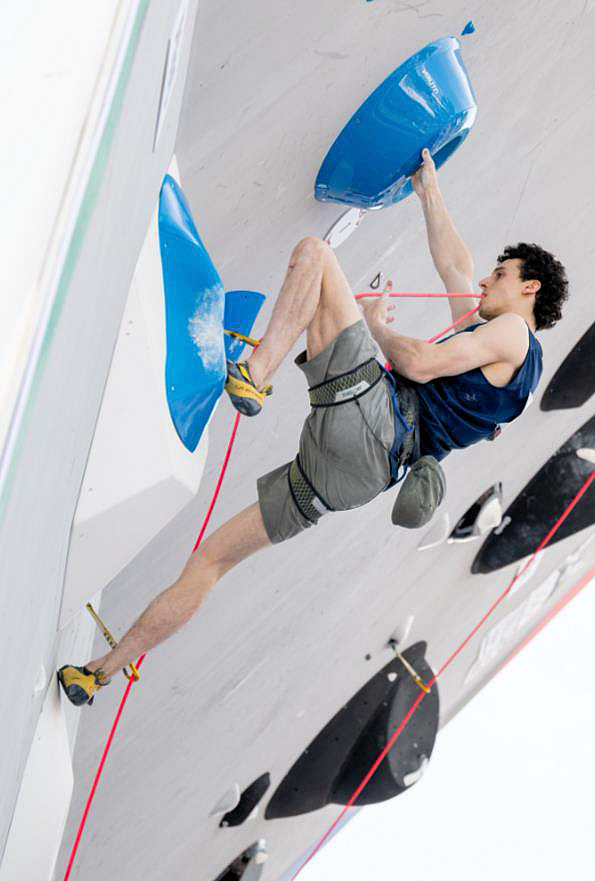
[61,412,243,881]
[62,655,147,881]
[193,413,241,552]
[357,292,483,299]
[426,306,480,343]
[354,291,482,345]
[290,469,595,880]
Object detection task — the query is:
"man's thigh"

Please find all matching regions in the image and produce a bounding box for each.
[306,246,362,360]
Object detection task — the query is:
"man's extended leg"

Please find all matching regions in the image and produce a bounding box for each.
[58,503,271,703]
[242,236,362,389]
[59,238,361,703]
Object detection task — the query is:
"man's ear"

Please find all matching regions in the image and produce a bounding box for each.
[523,279,541,296]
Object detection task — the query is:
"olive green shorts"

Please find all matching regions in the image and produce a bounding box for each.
[256,320,399,544]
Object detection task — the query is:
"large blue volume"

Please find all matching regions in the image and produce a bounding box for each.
[158,176,265,452]
[315,36,478,209]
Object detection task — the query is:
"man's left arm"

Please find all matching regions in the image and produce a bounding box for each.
[362,296,528,383]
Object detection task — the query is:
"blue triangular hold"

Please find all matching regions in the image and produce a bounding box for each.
[158,176,267,452]
[224,291,266,361]
[158,175,226,453]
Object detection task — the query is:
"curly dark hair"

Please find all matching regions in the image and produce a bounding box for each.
[496,243,569,330]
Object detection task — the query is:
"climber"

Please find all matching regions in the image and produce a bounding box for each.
[58,148,568,706]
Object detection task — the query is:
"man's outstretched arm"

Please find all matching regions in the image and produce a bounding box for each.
[413,149,479,327]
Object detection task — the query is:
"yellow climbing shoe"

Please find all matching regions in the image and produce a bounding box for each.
[57,664,111,706]
[225,360,272,416]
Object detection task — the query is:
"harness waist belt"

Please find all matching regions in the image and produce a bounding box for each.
[308,358,383,407]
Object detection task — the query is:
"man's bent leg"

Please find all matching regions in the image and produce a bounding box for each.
[247,237,361,389]
[86,502,271,680]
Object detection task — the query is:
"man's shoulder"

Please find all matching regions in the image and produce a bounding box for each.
[485,312,527,330]
[479,312,529,340]
[479,313,530,363]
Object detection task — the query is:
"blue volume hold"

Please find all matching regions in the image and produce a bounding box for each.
[461,21,476,35]
[224,290,266,361]
[158,175,226,453]
[315,36,478,210]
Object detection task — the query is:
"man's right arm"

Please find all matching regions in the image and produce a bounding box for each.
[413,149,479,326]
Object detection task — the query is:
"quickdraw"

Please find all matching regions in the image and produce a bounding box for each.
[388,638,432,694]
[85,603,140,682]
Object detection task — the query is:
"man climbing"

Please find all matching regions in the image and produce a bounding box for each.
[58,149,568,706]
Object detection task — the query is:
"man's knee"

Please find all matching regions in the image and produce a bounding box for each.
[290,236,331,268]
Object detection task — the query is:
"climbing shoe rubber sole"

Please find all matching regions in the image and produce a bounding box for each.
[57,664,111,706]
[225,361,272,417]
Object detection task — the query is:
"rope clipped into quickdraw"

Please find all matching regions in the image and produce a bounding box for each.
[388,639,431,694]
[290,468,595,880]
[86,603,140,681]
[62,413,243,881]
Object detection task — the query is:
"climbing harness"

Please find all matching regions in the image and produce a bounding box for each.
[307,357,383,406]
[290,359,418,525]
[382,369,419,487]
[288,456,334,524]
[388,639,431,694]
[86,603,140,681]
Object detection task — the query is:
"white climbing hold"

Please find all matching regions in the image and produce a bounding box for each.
[577,447,595,464]
[403,755,429,787]
[323,208,365,249]
[418,512,450,550]
[209,783,241,817]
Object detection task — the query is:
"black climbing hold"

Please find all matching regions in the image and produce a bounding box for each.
[220,774,270,827]
[450,483,503,542]
[370,273,381,290]
[472,414,595,573]
[212,842,265,881]
[265,642,439,819]
[540,322,595,411]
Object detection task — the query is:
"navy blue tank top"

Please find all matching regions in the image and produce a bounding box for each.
[397,322,543,461]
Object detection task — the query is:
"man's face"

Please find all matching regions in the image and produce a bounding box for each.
[478,258,538,320]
